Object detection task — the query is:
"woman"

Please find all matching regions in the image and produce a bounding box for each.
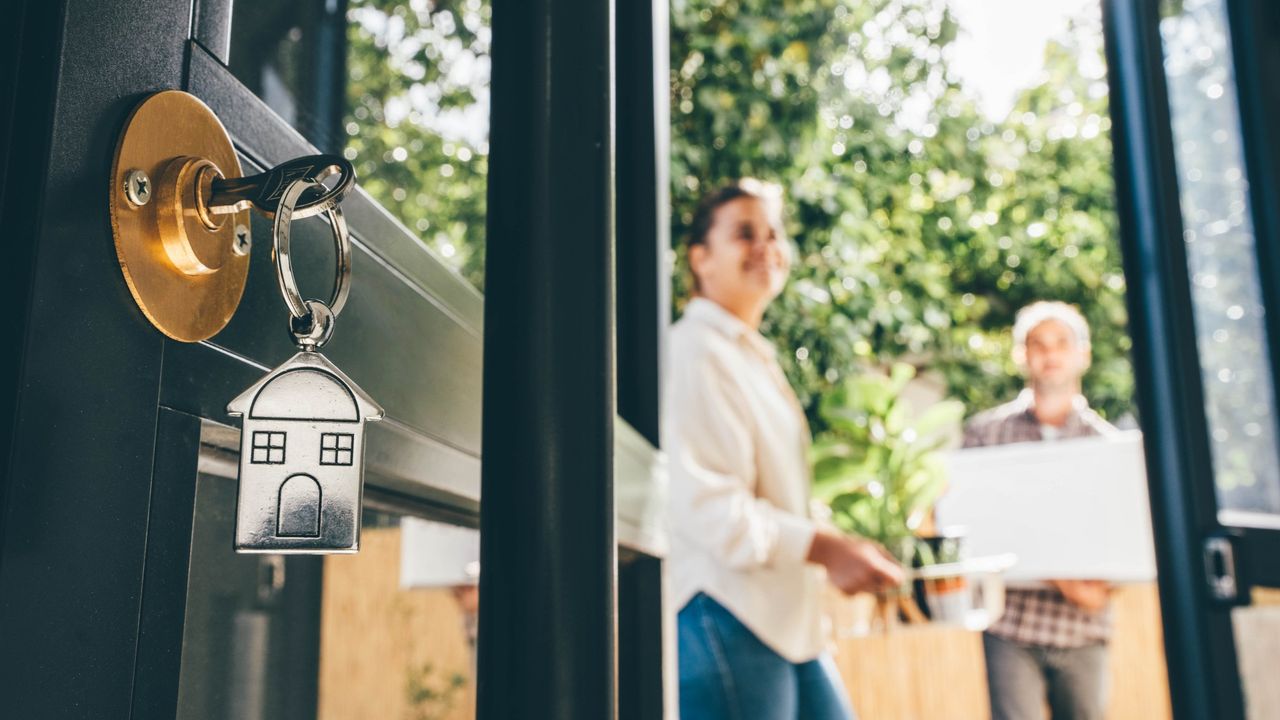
[665,179,904,720]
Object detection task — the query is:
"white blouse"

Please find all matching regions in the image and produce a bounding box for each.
[663,298,826,662]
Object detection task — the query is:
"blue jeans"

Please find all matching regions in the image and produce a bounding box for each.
[983,632,1109,720]
[678,593,856,720]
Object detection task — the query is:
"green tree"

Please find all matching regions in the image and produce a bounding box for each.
[934,24,1133,422]
[345,0,491,289]
[344,0,1134,426]
[671,0,1132,427]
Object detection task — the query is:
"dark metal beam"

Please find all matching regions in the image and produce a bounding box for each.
[478,0,617,717]
[0,0,191,715]
[0,0,64,564]
[1225,0,1280,587]
[614,2,670,716]
[192,0,233,63]
[1102,1,1244,718]
[618,550,666,720]
[615,0,670,448]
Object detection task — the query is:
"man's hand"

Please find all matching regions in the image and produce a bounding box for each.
[807,530,905,595]
[1049,579,1110,612]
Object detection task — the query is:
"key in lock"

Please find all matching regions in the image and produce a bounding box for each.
[205,155,356,219]
[228,176,383,554]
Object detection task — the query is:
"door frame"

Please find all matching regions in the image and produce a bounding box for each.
[1104,0,1280,717]
[1223,0,1280,584]
[1,0,669,717]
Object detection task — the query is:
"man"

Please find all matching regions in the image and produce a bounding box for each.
[963,301,1118,720]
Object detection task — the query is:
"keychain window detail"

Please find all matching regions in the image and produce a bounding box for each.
[251,431,287,464]
[320,433,355,466]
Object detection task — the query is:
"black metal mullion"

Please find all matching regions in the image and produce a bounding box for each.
[1103,1,1244,718]
[0,0,65,562]
[478,0,617,717]
[192,0,233,63]
[130,408,203,719]
[615,0,670,449]
[1224,0,1280,585]
[614,2,670,715]
[618,550,666,720]
[0,0,194,715]
[312,0,348,156]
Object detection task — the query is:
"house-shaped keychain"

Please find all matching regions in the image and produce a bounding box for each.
[228,351,384,553]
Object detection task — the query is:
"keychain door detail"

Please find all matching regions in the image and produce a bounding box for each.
[228,173,384,553]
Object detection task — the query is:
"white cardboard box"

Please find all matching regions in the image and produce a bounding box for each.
[935,431,1157,582]
[399,517,480,588]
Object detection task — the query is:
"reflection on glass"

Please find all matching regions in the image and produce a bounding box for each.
[177,471,479,720]
[229,0,491,289]
[229,1,349,154]
[176,471,324,719]
[1159,0,1280,518]
[318,512,479,720]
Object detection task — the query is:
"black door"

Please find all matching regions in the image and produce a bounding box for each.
[1106,1,1280,718]
[0,0,667,718]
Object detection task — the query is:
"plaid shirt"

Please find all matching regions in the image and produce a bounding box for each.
[962,390,1118,648]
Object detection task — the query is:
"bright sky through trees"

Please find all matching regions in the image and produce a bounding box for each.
[947,0,1099,120]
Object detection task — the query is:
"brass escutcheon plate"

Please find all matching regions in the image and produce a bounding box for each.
[109,90,251,342]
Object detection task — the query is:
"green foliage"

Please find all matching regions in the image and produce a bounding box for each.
[345,0,490,289]
[343,0,1134,430]
[812,362,964,554]
[405,661,468,720]
[671,0,1133,428]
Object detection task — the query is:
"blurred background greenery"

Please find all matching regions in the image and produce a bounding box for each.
[345,0,491,288]
[669,0,1132,430]
[344,0,1134,429]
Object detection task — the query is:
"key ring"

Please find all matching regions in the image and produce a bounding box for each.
[272,177,352,348]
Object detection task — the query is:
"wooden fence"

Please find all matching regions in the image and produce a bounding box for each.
[316,527,1173,719]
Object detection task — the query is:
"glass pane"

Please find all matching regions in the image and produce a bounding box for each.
[176,470,479,719]
[1159,0,1280,518]
[229,0,491,288]
[229,1,349,153]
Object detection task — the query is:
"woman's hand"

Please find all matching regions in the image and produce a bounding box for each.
[1049,579,1111,612]
[807,530,905,595]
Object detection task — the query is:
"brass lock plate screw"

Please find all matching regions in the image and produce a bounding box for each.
[233,223,251,256]
[124,169,152,207]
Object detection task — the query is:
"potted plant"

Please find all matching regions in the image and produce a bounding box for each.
[810,363,966,626]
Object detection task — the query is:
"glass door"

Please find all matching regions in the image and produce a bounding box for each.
[1104,0,1280,717]
[177,429,481,720]
[1159,3,1280,717]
